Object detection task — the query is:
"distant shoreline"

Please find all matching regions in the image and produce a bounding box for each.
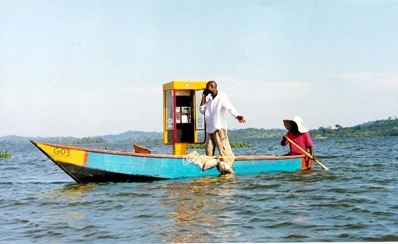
[1,118,397,145]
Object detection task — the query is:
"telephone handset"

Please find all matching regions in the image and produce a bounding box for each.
[176,106,192,124]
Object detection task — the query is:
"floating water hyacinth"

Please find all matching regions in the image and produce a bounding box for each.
[187,142,250,149]
[0,151,12,159]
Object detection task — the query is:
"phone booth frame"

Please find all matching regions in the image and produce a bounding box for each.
[163,80,207,155]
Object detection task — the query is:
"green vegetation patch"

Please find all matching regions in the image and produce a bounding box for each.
[0,151,12,159]
[312,117,398,138]
[188,142,250,149]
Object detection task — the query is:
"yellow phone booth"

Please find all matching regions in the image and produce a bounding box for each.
[163,80,207,155]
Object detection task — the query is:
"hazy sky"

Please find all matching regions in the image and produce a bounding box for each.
[1,0,397,137]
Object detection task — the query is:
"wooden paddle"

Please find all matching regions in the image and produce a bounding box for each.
[283,136,329,170]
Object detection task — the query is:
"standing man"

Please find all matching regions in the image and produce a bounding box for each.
[199,80,246,174]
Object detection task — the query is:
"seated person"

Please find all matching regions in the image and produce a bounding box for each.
[281,116,314,157]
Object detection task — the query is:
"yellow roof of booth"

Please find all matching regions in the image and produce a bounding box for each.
[163,80,207,90]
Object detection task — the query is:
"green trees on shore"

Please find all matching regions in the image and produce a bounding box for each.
[228,118,398,140]
[72,137,108,144]
[311,118,398,138]
[1,117,396,146]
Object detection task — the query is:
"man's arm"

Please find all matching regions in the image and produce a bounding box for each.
[221,92,246,123]
[199,91,207,114]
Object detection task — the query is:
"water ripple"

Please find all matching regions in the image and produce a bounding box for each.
[1,137,397,242]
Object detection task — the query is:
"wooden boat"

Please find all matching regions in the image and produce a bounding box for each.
[30,81,322,183]
[31,140,313,183]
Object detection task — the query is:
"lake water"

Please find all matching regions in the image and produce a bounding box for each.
[0,137,397,242]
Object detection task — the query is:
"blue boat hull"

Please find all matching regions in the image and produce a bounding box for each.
[31,141,313,183]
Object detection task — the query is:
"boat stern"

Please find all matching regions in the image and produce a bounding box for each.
[301,156,313,170]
